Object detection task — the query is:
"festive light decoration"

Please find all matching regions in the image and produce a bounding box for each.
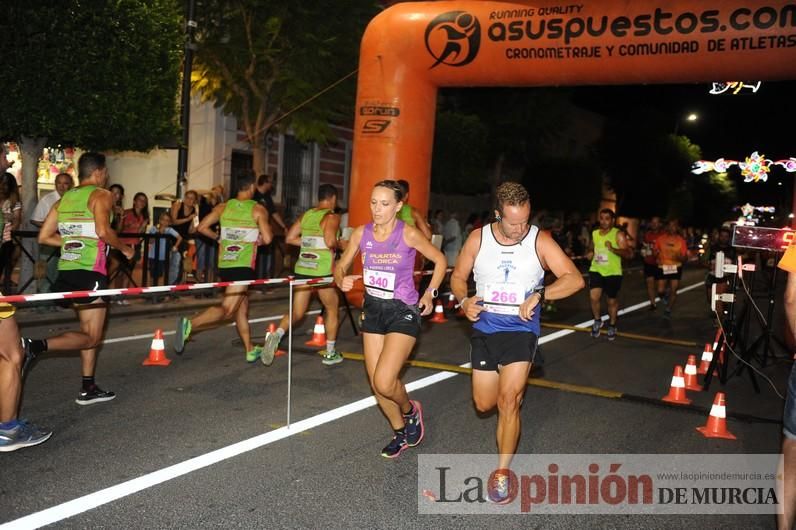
[734,203,776,227]
[740,152,771,182]
[735,203,775,215]
[709,81,762,95]
[691,152,796,181]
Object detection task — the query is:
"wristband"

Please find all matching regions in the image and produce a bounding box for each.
[532,287,545,304]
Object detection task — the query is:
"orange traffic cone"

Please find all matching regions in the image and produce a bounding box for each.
[697,343,715,375]
[430,301,448,323]
[143,329,171,366]
[696,392,737,440]
[683,355,702,391]
[305,316,327,347]
[266,323,287,357]
[661,365,692,405]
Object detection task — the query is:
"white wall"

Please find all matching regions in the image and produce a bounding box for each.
[187,96,251,197]
[105,149,178,214]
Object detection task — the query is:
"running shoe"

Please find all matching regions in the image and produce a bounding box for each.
[20,337,36,377]
[488,471,514,504]
[404,400,425,447]
[321,350,343,366]
[261,332,280,367]
[590,320,602,338]
[606,324,617,341]
[0,420,52,452]
[381,431,408,459]
[246,345,263,363]
[76,385,116,406]
[663,308,672,320]
[174,317,191,354]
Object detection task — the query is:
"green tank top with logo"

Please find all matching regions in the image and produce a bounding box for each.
[397,204,415,226]
[219,199,258,270]
[295,208,334,277]
[589,227,622,276]
[58,185,106,273]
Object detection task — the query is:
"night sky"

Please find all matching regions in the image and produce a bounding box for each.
[573,80,796,212]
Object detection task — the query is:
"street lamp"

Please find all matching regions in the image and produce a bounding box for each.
[674,112,698,135]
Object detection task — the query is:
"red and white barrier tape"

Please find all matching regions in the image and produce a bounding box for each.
[0,267,451,305]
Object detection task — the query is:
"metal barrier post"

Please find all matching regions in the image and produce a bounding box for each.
[287,278,294,428]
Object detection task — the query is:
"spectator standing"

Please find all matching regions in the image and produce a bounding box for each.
[113,192,150,301]
[194,192,220,286]
[106,184,126,285]
[31,173,74,294]
[0,173,22,294]
[170,190,198,284]
[147,212,182,297]
[253,174,287,278]
[442,211,463,267]
[431,209,444,236]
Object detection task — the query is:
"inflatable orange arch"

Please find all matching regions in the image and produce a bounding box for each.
[345,0,796,301]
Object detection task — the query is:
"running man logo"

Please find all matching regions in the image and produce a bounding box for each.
[425,11,481,68]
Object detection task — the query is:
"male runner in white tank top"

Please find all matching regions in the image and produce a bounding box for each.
[451,182,584,503]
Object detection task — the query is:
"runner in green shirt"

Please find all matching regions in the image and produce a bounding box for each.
[587,208,632,341]
[174,174,272,361]
[23,152,134,405]
[264,185,343,365]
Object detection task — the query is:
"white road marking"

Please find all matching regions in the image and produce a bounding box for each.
[1,283,703,529]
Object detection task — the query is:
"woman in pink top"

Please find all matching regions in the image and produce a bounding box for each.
[112,192,150,297]
[335,179,447,459]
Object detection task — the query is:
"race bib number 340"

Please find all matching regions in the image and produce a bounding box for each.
[364,269,395,300]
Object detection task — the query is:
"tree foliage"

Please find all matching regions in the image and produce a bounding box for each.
[192,1,379,172]
[523,155,603,214]
[432,88,583,200]
[597,107,697,218]
[431,111,489,194]
[0,0,182,151]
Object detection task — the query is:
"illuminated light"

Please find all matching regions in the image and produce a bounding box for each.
[709,81,762,95]
[790,213,795,219]
[779,182,783,186]
[692,153,795,178]
[740,152,771,182]
[686,113,698,122]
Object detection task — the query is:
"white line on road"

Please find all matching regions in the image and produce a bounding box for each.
[1,283,704,529]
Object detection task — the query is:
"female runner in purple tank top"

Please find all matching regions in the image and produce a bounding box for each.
[335,180,447,459]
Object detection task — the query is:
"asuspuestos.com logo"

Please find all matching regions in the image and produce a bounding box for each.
[487,5,796,45]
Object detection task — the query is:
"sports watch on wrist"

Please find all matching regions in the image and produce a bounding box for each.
[533,286,545,303]
[426,287,439,298]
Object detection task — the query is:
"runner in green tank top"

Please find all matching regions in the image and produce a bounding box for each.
[586,209,632,341]
[174,174,273,362]
[25,152,134,405]
[396,180,432,239]
[264,185,344,365]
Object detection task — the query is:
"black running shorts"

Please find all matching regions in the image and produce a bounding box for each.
[470,329,539,372]
[360,295,421,338]
[588,272,623,298]
[656,266,683,281]
[52,270,109,306]
[219,267,256,282]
